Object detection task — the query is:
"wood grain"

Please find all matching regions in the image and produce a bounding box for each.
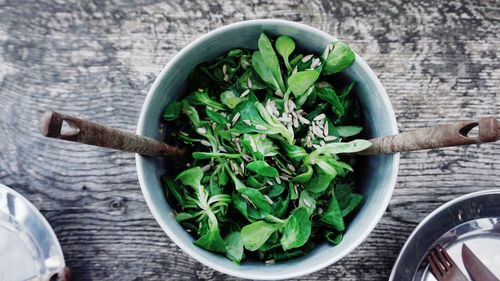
[0,0,498,280]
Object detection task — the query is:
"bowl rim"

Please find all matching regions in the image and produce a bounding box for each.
[136,19,400,280]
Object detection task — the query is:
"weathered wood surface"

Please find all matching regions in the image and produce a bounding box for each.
[0,0,498,280]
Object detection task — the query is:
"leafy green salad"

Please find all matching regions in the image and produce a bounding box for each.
[161,33,372,263]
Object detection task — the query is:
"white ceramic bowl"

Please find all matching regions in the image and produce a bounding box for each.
[136,19,399,280]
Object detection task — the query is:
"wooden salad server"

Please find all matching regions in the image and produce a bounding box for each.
[40,111,499,156]
[39,111,186,158]
[359,116,500,155]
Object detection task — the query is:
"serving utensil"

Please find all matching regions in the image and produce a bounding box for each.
[427,245,469,281]
[462,243,499,281]
[39,111,499,157]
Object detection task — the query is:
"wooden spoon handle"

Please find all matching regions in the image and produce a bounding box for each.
[39,111,186,157]
[360,117,500,155]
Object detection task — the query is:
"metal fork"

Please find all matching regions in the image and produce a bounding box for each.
[427,245,470,281]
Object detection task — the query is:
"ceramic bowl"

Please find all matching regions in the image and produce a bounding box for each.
[136,19,399,280]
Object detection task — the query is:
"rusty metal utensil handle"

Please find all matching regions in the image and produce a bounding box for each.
[40,111,186,157]
[360,117,500,155]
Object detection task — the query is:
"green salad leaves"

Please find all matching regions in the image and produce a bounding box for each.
[161,33,368,263]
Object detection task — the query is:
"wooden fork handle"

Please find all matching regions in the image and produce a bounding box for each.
[360,117,500,155]
[39,111,186,157]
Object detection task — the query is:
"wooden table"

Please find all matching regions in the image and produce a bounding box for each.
[0,1,498,280]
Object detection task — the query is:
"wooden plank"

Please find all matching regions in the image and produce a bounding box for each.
[0,0,498,280]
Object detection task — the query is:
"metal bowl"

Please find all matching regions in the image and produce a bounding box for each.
[0,183,65,281]
[390,189,500,281]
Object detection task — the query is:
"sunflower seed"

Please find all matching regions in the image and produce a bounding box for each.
[264,195,274,205]
[267,181,273,186]
[219,146,227,152]
[324,135,338,141]
[323,122,329,136]
[302,54,313,63]
[196,127,207,135]
[278,116,291,123]
[230,161,240,174]
[242,194,256,208]
[317,81,331,88]
[265,259,276,264]
[243,119,252,126]
[223,74,229,81]
[313,126,324,137]
[200,140,212,147]
[248,136,257,152]
[240,89,250,98]
[222,64,227,75]
[320,140,326,146]
[310,58,321,69]
[179,131,189,136]
[231,132,240,137]
[287,164,296,171]
[294,184,299,195]
[235,141,242,152]
[298,115,310,125]
[313,113,326,121]
[292,65,298,75]
[312,144,321,149]
[240,162,245,173]
[275,177,281,184]
[303,198,312,208]
[201,164,211,172]
[292,116,299,128]
[255,124,268,131]
[247,78,253,89]
[231,112,241,124]
[288,100,296,111]
[275,89,284,97]
[211,123,217,130]
[279,175,290,181]
[242,154,252,162]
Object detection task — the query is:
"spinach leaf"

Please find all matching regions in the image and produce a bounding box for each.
[194,229,226,253]
[225,232,244,263]
[246,160,279,177]
[258,33,286,92]
[336,126,363,137]
[324,231,343,245]
[320,195,345,231]
[288,70,320,98]
[163,101,182,121]
[187,89,225,110]
[276,35,295,71]
[298,190,316,216]
[241,221,282,251]
[322,41,355,75]
[280,207,312,250]
[341,193,363,217]
[304,166,335,194]
[316,87,345,116]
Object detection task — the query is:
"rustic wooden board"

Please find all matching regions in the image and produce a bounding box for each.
[0,0,498,280]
